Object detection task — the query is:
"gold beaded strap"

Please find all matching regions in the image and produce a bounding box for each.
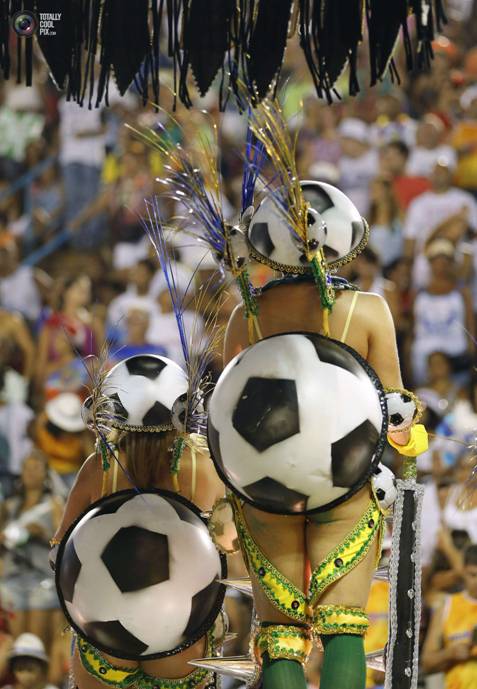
[254,624,313,666]
[138,667,212,689]
[314,605,369,636]
[309,499,383,607]
[78,629,215,689]
[77,638,139,687]
[232,498,308,622]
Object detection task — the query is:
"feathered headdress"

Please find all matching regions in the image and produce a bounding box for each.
[141,195,225,493]
[130,112,266,342]
[247,98,335,329]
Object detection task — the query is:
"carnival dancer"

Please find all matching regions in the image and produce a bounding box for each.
[50,231,226,689]
[212,102,429,689]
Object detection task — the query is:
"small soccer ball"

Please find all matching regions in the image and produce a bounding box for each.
[301,180,367,267]
[56,490,225,659]
[247,199,327,271]
[102,354,188,431]
[208,332,386,514]
[385,391,418,432]
[371,463,397,510]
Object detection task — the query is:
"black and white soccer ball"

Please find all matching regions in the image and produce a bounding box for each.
[371,463,397,510]
[247,181,367,273]
[102,355,189,431]
[301,181,368,268]
[247,199,327,271]
[385,390,419,432]
[208,333,387,515]
[56,490,225,659]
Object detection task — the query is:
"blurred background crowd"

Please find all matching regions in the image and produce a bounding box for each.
[1,4,477,689]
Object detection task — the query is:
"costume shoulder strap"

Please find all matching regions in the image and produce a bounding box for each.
[340,291,359,344]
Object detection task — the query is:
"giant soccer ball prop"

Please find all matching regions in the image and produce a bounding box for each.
[247,181,368,273]
[56,490,225,659]
[102,355,188,431]
[208,333,387,514]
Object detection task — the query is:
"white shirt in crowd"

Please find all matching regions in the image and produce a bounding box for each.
[0,265,41,322]
[0,401,34,476]
[403,187,477,288]
[406,146,457,178]
[412,290,468,384]
[338,148,379,216]
[59,98,105,168]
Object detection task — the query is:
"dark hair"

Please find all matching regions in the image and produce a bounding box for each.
[360,246,380,265]
[54,274,89,311]
[137,258,156,275]
[11,449,52,516]
[384,140,410,159]
[368,176,400,226]
[464,544,477,567]
[11,657,47,673]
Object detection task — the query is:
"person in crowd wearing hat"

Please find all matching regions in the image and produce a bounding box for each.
[407,114,457,179]
[2,633,58,689]
[0,451,63,651]
[106,258,159,346]
[409,238,474,386]
[422,544,477,689]
[35,393,92,490]
[403,157,477,289]
[337,117,379,216]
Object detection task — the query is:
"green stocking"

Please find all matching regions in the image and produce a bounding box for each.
[261,653,307,689]
[320,634,366,689]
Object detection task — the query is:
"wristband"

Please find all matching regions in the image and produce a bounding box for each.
[387,423,428,457]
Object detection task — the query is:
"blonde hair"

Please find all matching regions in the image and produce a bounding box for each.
[118,430,177,489]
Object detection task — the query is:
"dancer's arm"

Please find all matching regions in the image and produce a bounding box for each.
[422,599,472,673]
[365,294,403,389]
[52,453,99,541]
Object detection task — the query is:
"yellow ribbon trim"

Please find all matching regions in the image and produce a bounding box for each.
[78,639,139,686]
[254,625,313,665]
[314,605,369,636]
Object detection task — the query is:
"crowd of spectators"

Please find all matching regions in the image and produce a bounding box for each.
[1,7,477,689]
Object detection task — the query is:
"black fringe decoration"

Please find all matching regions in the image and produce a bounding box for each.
[35,0,72,90]
[183,0,235,98]
[299,0,363,101]
[0,0,448,108]
[367,0,410,85]
[247,0,293,99]
[0,0,11,79]
[98,0,150,102]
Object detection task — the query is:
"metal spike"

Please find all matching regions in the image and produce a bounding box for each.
[366,649,386,672]
[219,577,253,596]
[373,565,389,581]
[188,655,257,681]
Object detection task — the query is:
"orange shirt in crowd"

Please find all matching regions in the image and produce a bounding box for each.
[452,122,477,191]
[442,591,477,689]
